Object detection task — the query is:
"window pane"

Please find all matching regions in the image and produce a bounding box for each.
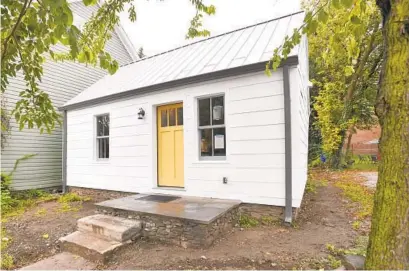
[161,109,168,127]
[199,98,210,126]
[169,108,176,126]
[212,96,224,125]
[98,138,109,158]
[200,129,212,156]
[213,127,226,156]
[177,107,183,125]
[97,115,109,136]
[105,138,109,158]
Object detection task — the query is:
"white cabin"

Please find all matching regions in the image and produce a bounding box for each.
[62,12,310,222]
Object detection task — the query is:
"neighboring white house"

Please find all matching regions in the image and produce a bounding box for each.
[61,11,310,222]
[1,1,137,190]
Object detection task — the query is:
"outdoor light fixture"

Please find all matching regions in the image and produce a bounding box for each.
[138,108,145,119]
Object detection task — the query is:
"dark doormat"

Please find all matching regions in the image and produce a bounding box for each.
[138,195,180,203]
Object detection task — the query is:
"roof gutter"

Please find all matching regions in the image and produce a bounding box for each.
[283,63,293,224]
[60,56,299,111]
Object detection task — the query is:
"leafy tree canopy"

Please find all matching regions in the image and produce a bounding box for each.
[0,0,215,133]
[306,0,382,157]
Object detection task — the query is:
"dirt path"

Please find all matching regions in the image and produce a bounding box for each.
[5,178,360,270]
[3,201,95,268]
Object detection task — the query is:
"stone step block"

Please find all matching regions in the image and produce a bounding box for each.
[19,252,96,270]
[59,231,129,263]
[77,214,142,242]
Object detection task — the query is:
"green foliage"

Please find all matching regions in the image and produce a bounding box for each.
[1,253,14,270]
[1,226,13,269]
[35,207,47,216]
[352,220,362,230]
[8,153,37,177]
[346,235,368,256]
[57,202,81,213]
[1,0,214,133]
[268,0,382,167]
[326,235,369,257]
[327,255,342,269]
[56,192,91,213]
[185,0,215,39]
[1,95,11,149]
[1,154,37,214]
[57,192,91,203]
[305,174,328,193]
[260,215,280,226]
[308,0,382,159]
[334,175,374,219]
[238,214,259,228]
[348,154,378,170]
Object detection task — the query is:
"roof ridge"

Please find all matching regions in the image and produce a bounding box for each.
[120,10,304,67]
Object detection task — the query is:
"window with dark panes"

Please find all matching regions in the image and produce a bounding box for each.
[198,96,226,158]
[96,114,110,159]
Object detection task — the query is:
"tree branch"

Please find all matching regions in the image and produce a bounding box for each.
[1,0,33,61]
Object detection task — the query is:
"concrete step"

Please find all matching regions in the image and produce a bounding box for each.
[19,252,96,270]
[59,231,129,263]
[77,214,142,242]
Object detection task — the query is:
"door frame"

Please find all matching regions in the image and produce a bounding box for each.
[156,102,184,188]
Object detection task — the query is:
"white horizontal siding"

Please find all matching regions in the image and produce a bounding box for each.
[1,1,134,190]
[290,35,310,204]
[66,70,303,207]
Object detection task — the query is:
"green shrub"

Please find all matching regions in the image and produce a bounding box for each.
[1,173,17,215]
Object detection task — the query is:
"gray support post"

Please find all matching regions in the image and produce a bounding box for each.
[62,110,67,193]
[283,64,293,224]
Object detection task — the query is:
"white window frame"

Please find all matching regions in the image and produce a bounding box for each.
[198,95,226,161]
[95,114,110,160]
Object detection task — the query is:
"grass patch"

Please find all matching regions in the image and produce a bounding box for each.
[260,215,280,226]
[56,192,91,213]
[1,253,14,269]
[58,192,91,203]
[334,178,374,219]
[352,220,361,230]
[299,255,342,270]
[1,228,14,270]
[349,163,378,171]
[35,207,47,216]
[1,190,58,221]
[305,174,328,194]
[326,235,368,258]
[238,215,259,228]
[57,202,82,213]
[344,235,368,256]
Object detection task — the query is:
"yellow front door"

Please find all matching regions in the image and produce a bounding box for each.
[157,103,184,187]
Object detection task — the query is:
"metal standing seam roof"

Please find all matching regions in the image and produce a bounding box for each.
[64,11,305,108]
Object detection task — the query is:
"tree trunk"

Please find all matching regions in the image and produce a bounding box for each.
[366,0,409,269]
[331,129,346,169]
[344,129,353,159]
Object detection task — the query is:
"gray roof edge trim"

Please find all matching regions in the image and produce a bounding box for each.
[60,55,299,111]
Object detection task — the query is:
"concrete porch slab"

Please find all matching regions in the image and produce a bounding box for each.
[95,194,241,224]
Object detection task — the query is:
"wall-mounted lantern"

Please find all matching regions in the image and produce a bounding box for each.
[138,108,145,119]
